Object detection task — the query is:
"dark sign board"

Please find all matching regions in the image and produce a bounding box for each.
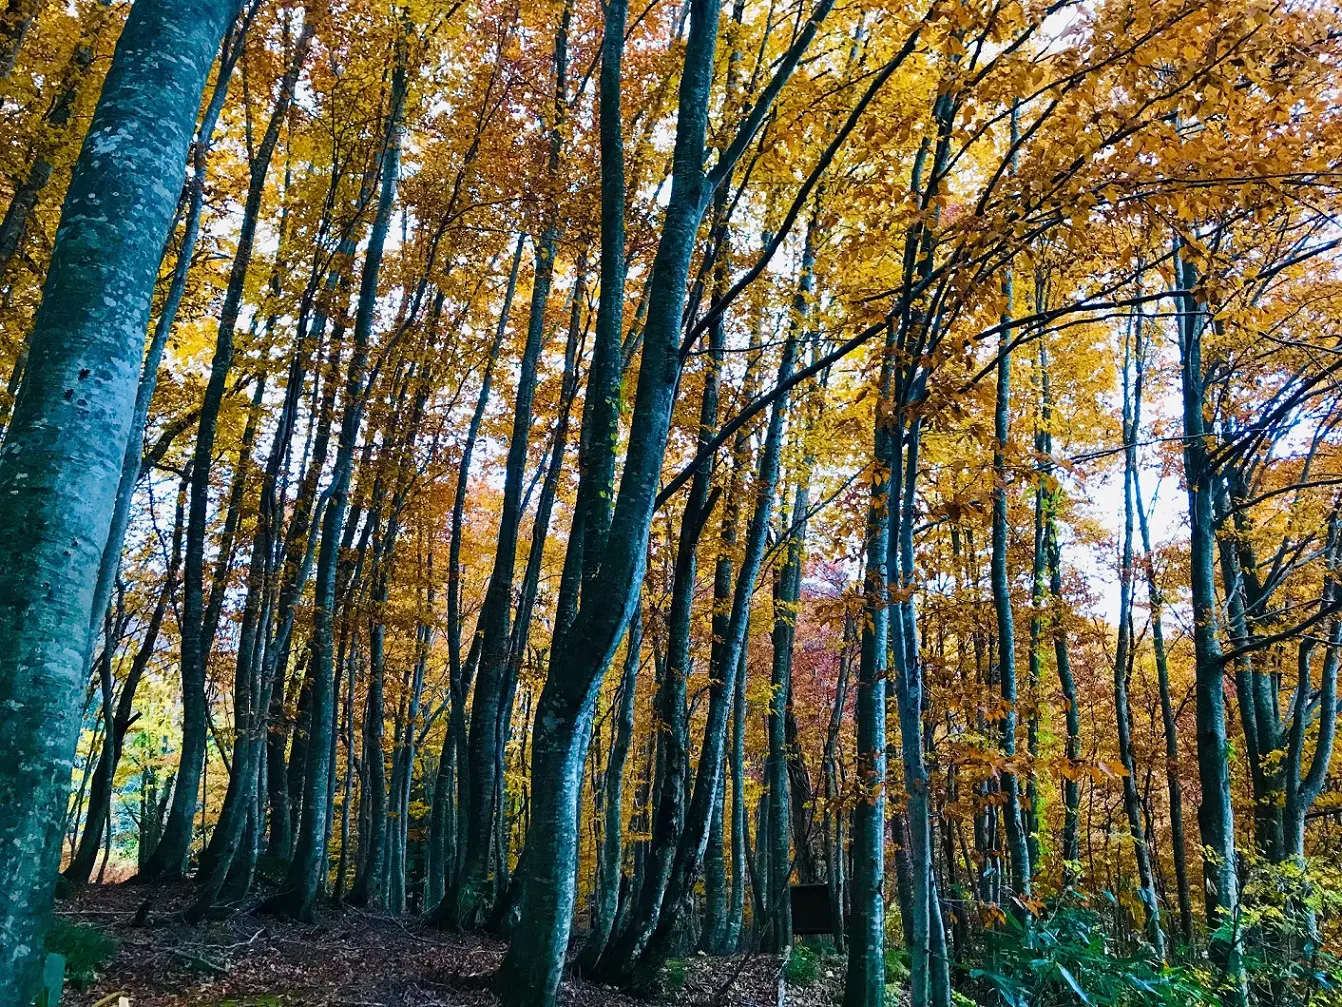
[789,884,834,935]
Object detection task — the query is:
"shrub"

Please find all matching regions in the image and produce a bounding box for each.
[45,919,118,990]
[973,904,1215,1007]
[1235,853,1342,1006]
[884,946,910,986]
[663,959,689,992]
[785,944,821,986]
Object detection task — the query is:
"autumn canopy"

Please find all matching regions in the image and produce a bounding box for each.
[0,0,1339,1005]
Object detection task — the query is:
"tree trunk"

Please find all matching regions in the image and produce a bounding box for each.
[728,635,749,949]
[1283,509,1342,859]
[901,102,957,1007]
[349,539,390,907]
[845,433,889,1007]
[612,236,730,968]
[142,11,315,882]
[991,276,1032,914]
[608,310,799,991]
[0,0,45,79]
[493,0,725,986]
[263,37,405,920]
[264,203,368,862]
[356,356,436,910]
[429,234,524,913]
[455,223,557,923]
[765,513,801,951]
[456,3,569,926]
[701,329,759,958]
[1115,314,1164,957]
[1174,244,1244,1003]
[65,554,177,886]
[86,14,242,685]
[1132,470,1193,947]
[195,214,338,904]
[578,595,642,971]
[495,0,830,991]
[1034,332,1081,880]
[0,0,240,995]
[491,265,588,927]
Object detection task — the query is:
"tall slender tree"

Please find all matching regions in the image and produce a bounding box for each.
[0,0,241,996]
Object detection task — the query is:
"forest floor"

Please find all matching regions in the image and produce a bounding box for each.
[64,883,844,1007]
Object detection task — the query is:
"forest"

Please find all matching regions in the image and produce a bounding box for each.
[0,0,1339,1004]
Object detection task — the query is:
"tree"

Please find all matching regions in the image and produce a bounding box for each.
[0,0,240,996]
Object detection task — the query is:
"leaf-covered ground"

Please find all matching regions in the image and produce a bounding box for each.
[66,884,844,1007]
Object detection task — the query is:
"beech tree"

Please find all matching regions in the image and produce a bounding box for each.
[0,0,240,998]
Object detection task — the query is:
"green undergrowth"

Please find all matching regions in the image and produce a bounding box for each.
[784,944,822,986]
[45,918,118,990]
[662,958,689,992]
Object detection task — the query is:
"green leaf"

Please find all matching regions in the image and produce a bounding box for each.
[1056,963,1094,1006]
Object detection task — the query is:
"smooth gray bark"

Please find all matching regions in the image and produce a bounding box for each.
[143,10,315,882]
[0,0,240,996]
[1116,313,1164,957]
[429,234,524,910]
[86,14,244,672]
[263,37,405,920]
[579,596,642,970]
[457,224,557,925]
[496,0,832,995]
[1175,244,1244,1002]
[991,279,1031,913]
